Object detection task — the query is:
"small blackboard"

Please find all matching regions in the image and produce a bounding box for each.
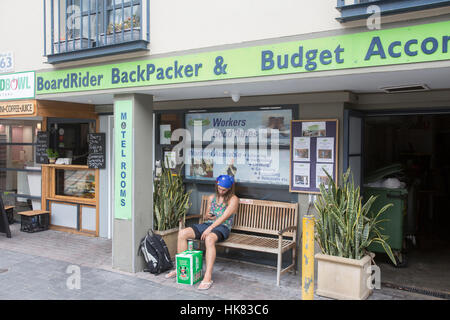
[35,131,49,164]
[88,133,106,169]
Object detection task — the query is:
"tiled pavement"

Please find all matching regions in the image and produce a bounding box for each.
[0,223,442,300]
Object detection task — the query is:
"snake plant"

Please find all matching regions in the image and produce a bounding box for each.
[314,168,397,265]
[153,162,192,231]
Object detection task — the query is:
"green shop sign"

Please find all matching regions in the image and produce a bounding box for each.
[36,20,450,95]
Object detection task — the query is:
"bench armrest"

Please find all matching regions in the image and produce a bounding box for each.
[277,225,297,235]
[179,214,203,230]
[185,214,203,220]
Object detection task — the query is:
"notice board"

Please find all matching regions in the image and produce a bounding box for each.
[87,133,106,169]
[289,119,338,194]
[35,131,49,164]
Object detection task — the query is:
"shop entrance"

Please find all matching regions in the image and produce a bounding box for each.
[351,110,450,298]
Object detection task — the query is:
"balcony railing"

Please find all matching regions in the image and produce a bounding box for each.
[337,0,450,22]
[43,0,149,64]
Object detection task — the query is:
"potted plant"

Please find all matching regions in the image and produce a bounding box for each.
[53,30,94,53]
[46,148,59,164]
[101,15,141,45]
[153,161,191,259]
[314,168,396,300]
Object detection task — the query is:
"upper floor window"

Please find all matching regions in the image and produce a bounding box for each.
[336,0,450,22]
[44,0,149,64]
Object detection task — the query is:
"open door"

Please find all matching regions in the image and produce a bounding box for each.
[343,109,364,189]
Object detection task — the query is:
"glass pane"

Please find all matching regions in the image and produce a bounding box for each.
[349,116,362,155]
[55,169,96,199]
[1,191,34,214]
[108,5,140,33]
[185,109,292,146]
[48,122,94,165]
[349,156,362,188]
[0,121,41,169]
[185,147,290,185]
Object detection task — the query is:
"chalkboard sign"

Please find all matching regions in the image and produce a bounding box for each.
[35,131,49,164]
[88,133,106,169]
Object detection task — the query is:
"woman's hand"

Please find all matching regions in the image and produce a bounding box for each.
[201,225,214,241]
[207,213,216,221]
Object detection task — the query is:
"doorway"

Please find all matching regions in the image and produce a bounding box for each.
[357,111,450,298]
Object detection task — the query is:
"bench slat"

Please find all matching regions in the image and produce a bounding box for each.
[217,233,295,253]
[198,195,298,237]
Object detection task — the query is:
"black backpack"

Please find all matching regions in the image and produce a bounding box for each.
[138,230,173,274]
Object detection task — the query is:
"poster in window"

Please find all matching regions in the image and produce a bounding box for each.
[160,124,171,145]
[185,146,290,185]
[185,109,292,146]
[184,107,293,185]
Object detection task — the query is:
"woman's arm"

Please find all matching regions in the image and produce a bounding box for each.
[201,196,239,240]
[204,194,215,221]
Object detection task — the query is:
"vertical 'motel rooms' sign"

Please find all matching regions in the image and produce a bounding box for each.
[114,100,133,220]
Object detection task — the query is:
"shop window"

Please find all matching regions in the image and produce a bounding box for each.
[47,119,96,165]
[154,106,298,204]
[0,120,42,211]
[55,168,96,199]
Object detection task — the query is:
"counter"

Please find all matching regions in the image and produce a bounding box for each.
[41,164,99,236]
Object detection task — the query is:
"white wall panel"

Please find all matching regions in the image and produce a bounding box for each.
[50,202,77,228]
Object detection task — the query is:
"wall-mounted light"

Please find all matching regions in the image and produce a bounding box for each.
[224,90,241,103]
[231,92,240,103]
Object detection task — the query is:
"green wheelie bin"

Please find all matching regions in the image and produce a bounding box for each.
[363,186,408,267]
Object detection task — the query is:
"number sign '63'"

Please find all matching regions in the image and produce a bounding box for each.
[0,52,14,74]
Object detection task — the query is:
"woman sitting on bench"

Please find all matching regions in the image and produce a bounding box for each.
[165,174,239,290]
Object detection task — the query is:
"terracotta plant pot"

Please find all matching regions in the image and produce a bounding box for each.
[315,253,374,300]
[154,227,179,260]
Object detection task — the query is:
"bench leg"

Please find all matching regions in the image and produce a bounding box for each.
[277,236,283,286]
[292,247,297,275]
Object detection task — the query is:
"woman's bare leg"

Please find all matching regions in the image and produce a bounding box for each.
[177,227,196,253]
[202,233,219,284]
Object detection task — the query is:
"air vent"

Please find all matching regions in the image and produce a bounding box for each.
[381,84,430,93]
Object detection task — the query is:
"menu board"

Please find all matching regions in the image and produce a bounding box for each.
[289,119,338,194]
[35,131,49,164]
[87,133,106,169]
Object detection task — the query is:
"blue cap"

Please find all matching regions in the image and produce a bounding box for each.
[216,175,235,189]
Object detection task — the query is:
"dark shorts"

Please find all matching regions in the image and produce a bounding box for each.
[191,223,230,242]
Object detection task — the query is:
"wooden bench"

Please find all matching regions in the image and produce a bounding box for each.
[181,195,299,286]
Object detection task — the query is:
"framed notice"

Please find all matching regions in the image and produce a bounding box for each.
[289,119,338,194]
